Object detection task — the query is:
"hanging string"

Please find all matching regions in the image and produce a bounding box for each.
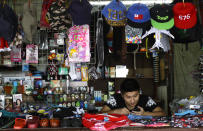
[145,38,149,59]
[183,0,185,7]
[133,44,139,70]
[28,0,31,9]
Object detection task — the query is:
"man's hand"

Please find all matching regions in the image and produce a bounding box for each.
[132,106,145,115]
[119,107,130,115]
[101,105,130,115]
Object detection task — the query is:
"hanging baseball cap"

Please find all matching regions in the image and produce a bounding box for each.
[173,2,197,29]
[126,3,151,28]
[102,0,127,26]
[150,4,174,30]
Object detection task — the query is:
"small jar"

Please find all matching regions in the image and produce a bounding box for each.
[50,118,60,127]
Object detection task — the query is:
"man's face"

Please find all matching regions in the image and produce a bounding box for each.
[122,91,140,108]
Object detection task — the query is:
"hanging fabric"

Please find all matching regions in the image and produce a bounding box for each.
[0,2,18,43]
[40,0,55,28]
[22,0,37,42]
[46,0,72,31]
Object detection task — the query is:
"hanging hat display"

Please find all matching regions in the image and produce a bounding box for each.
[126,3,151,28]
[173,2,197,29]
[150,4,174,30]
[102,0,127,26]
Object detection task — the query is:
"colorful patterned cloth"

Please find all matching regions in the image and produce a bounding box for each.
[67,25,91,63]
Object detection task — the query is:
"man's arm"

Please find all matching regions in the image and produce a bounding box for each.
[143,106,166,116]
[101,105,130,115]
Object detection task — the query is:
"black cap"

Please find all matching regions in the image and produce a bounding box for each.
[150,4,173,23]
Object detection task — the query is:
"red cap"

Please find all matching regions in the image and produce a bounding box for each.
[173,2,197,29]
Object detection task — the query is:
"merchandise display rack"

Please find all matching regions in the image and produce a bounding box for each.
[0,0,98,66]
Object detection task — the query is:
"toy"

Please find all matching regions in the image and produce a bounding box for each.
[142,27,174,51]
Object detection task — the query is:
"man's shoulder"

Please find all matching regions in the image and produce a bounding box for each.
[110,93,123,102]
[106,93,125,109]
[139,95,155,104]
[139,95,157,108]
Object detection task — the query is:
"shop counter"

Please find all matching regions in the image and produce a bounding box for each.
[1,127,203,131]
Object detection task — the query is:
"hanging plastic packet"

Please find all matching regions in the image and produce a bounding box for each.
[69,63,77,80]
[109,67,116,78]
[88,66,101,80]
[67,25,91,63]
[23,77,33,95]
[10,46,22,62]
[125,25,143,44]
[26,44,38,64]
[81,65,88,81]
[105,66,109,78]
[57,33,65,45]
[54,33,65,46]
[57,47,64,62]
[49,39,56,47]
[3,53,12,66]
[48,50,56,60]
[76,64,82,81]
[58,66,68,75]
[44,33,49,50]
[13,94,22,112]
[47,61,58,80]
[56,53,64,62]
[50,80,60,94]
[0,95,5,109]
[22,63,29,72]
[108,81,114,91]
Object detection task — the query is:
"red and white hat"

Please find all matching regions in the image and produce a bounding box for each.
[173,2,197,29]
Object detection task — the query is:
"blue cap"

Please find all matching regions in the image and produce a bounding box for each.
[102,0,127,26]
[127,3,150,23]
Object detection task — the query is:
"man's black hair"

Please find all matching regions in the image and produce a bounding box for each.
[120,78,140,94]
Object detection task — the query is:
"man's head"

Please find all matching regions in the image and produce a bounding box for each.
[120,78,140,109]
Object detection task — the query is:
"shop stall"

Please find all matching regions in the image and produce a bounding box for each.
[0,0,202,130]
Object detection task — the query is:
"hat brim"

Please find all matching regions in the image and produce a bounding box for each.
[105,18,126,26]
[151,18,174,30]
[127,19,151,28]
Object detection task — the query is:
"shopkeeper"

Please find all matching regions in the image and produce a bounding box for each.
[101,78,166,116]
